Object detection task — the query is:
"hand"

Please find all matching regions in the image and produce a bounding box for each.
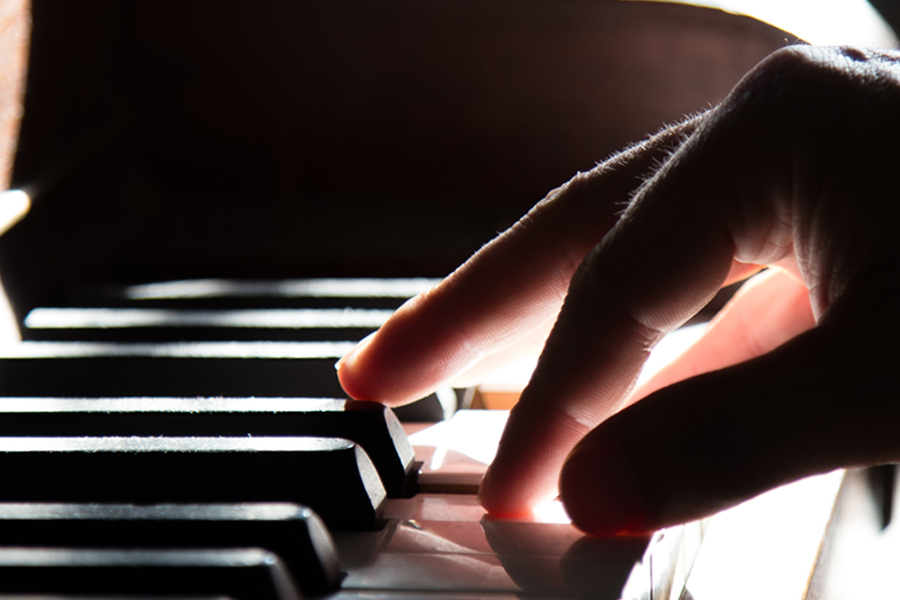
[338,45,900,535]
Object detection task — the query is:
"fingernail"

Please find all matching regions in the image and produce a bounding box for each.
[560,442,655,536]
[334,331,377,371]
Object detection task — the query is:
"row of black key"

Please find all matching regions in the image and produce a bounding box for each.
[0,278,441,598]
[0,503,336,598]
[0,397,415,499]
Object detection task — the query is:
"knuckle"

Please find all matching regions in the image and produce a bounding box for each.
[727,45,886,113]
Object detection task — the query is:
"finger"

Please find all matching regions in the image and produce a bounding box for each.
[454,258,765,390]
[452,262,772,395]
[560,278,900,535]
[337,113,706,405]
[449,312,556,388]
[630,267,814,404]
[481,49,896,514]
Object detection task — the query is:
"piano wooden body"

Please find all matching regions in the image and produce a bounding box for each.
[0,1,892,598]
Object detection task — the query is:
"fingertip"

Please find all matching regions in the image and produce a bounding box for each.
[479,452,563,517]
[478,500,534,520]
[336,332,378,401]
[336,324,443,406]
[478,464,519,516]
[560,442,656,536]
[478,493,543,520]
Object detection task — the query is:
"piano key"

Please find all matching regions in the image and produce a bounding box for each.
[0,547,300,600]
[63,277,438,310]
[122,278,437,300]
[0,342,456,421]
[408,409,509,493]
[332,493,701,599]
[0,436,386,531]
[0,397,415,497]
[0,341,352,398]
[22,307,391,342]
[0,502,340,595]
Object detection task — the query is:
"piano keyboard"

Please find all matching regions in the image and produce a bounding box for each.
[0,278,703,599]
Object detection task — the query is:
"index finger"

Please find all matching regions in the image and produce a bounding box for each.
[337,114,708,405]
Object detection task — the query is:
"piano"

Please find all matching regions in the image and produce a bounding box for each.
[0,0,895,598]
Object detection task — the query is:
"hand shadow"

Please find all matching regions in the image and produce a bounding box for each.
[481,515,652,598]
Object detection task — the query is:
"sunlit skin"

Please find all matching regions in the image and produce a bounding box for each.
[338,46,900,535]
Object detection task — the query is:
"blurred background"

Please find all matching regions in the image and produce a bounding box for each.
[4,0,895,327]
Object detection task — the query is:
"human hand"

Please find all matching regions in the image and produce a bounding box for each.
[338,45,900,535]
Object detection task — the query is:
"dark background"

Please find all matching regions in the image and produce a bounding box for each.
[0,0,802,321]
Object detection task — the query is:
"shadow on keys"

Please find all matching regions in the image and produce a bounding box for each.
[358,390,702,598]
[482,520,652,597]
[336,491,671,598]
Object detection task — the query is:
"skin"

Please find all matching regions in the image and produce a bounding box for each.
[338,45,900,535]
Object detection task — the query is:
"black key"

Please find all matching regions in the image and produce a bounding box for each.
[0,343,455,422]
[0,436,385,531]
[64,277,437,310]
[0,397,415,496]
[0,502,339,595]
[0,547,300,600]
[0,341,351,398]
[22,307,388,342]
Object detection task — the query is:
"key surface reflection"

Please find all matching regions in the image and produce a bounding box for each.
[338,498,656,598]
